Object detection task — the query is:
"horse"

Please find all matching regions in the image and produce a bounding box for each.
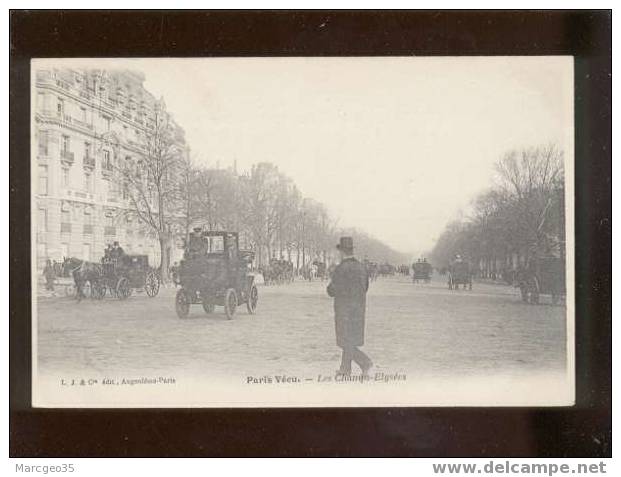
[62,257,103,301]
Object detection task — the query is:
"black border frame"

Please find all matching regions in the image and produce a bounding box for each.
[9,10,612,457]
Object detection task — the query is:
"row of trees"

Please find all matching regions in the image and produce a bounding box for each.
[116,102,406,281]
[430,144,565,277]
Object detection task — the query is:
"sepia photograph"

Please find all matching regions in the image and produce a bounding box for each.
[30,56,574,407]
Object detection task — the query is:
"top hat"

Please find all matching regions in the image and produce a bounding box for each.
[336,236,354,253]
[113,241,119,246]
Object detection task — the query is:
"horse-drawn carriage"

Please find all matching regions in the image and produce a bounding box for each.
[448,259,472,290]
[65,254,159,300]
[175,231,258,319]
[412,260,432,283]
[99,255,160,299]
[516,256,565,305]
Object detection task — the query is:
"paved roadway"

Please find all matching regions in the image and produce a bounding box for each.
[35,274,567,382]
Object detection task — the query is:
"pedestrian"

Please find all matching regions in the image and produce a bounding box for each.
[43,259,56,291]
[327,237,373,376]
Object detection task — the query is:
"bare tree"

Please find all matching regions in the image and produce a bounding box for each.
[118,102,186,282]
[431,144,565,274]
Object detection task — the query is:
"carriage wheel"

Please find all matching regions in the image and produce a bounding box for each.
[116,277,131,300]
[176,289,190,318]
[145,271,160,297]
[224,288,237,320]
[82,280,92,299]
[202,300,215,314]
[65,283,76,298]
[246,284,258,315]
[92,280,106,300]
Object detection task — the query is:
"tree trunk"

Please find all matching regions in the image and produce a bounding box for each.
[159,235,171,283]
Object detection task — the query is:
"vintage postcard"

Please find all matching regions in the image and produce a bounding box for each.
[31,57,574,407]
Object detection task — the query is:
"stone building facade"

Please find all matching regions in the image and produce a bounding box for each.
[33,68,188,270]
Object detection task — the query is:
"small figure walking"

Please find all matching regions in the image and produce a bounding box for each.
[43,259,56,292]
[327,237,373,376]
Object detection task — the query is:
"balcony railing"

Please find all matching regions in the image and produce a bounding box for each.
[83,224,93,235]
[61,223,72,234]
[73,118,94,130]
[55,79,72,91]
[57,113,73,124]
[60,150,75,164]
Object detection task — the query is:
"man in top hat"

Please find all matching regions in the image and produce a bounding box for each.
[327,236,373,376]
[110,241,125,261]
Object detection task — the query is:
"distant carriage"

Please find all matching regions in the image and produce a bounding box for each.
[262,258,294,285]
[412,261,432,283]
[516,256,565,305]
[448,260,472,290]
[378,263,396,277]
[313,260,327,280]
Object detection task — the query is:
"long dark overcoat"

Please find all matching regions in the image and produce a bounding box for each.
[327,257,369,348]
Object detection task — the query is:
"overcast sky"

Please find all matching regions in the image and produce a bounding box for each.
[41,57,573,256]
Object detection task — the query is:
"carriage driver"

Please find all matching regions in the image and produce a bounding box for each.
[103,243,113,260]
[110,241,125,261]
[187,227,208,257]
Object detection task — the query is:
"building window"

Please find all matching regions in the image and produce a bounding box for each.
[104,213,116,237]
[38,130,48,156]
[38,165,48,195]
[102,150,113,171]
[80,107,87,123]
[61,209,71,234]
[62,135,70,153]
[37,208,47,233]
[61,167,69,188]
[83,209,93,235]
[103,115,111,132]
[57,98,64,116]
[85,172,93,193]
